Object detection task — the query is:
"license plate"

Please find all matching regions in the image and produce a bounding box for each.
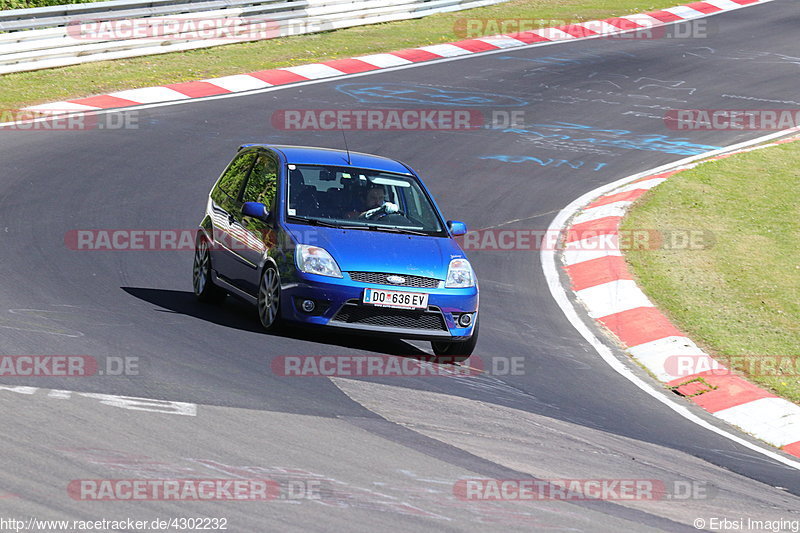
[363,288,428,309]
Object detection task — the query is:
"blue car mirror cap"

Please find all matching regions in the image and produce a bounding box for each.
[242,201,270,221]
[447,220,467,236]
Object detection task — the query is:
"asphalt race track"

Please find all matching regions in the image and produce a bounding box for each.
[0,1,799,530]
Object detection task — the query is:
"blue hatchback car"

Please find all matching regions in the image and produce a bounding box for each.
[193,145,479,357]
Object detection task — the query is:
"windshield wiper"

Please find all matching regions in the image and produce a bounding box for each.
[367,225,429,236]
[286,216,344,228]
[287,216,430,235]
[287,215,374,231]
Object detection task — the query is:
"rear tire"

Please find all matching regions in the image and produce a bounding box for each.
[193,236,226,304]
[431,315,479,363]
[258,264,282,331]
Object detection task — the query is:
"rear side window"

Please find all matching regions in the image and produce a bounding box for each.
[243,154,279,209]
[217,152,257,200]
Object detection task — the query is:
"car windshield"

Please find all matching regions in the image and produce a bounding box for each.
[284,164,445,235]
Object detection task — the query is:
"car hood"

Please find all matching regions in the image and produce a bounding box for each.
[285,223,463,278]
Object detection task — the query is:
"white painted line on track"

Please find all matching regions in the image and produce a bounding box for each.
[0,385,197,416]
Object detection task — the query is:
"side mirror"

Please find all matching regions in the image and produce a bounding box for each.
[242,202,270,221]
[447,220,467,237]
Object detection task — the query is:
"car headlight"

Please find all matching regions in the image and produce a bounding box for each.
[445,258,475,288]
[296,244,342,278]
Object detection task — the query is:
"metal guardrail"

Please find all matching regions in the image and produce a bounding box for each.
[0,0,510,74]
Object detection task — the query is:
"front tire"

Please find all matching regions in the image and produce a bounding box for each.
[258,264,282,331]
[193,236,226,303]
[431,315,479,363]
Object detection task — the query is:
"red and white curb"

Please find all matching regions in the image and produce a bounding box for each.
[561,133,800,458]
[23,0,770,114]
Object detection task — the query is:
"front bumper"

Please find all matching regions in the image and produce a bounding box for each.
[279,271,478,340]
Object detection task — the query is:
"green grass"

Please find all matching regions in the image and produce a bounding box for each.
[622,141,800,403]
[0,0,678,109]
[1,0,101,9]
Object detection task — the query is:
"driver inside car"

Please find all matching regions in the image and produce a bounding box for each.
[345,185,391,219]
[363,186,386,212]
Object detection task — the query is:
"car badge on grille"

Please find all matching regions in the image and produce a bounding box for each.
[386,275,406,285]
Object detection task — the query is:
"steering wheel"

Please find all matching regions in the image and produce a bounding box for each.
[366,209,405,221]
[358,202,404,221]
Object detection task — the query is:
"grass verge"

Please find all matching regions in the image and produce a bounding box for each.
[622,139,800,403]
[1,0,679,110]
[1,0,101,9]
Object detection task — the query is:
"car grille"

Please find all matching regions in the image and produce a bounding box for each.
[348,271,440,288]
[331,302,447,331]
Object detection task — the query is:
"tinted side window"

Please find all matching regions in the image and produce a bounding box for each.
[243,154,278,208]
[217,152,257,199]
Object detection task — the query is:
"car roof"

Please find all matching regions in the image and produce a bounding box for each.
[240,144,413,175]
